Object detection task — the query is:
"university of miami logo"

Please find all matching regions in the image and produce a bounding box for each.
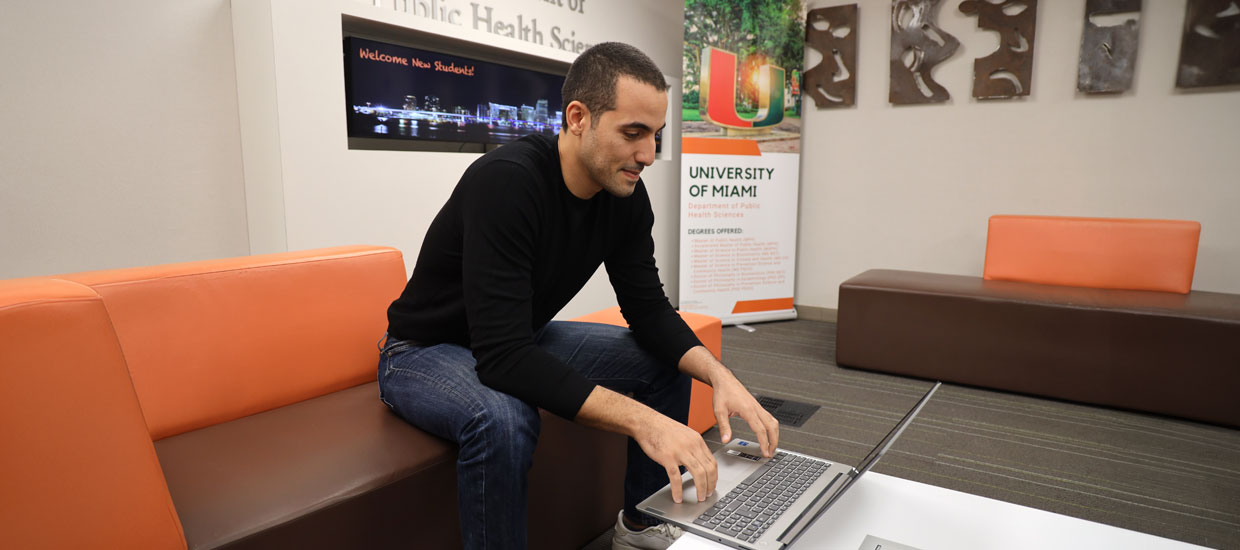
[700,46,786,130]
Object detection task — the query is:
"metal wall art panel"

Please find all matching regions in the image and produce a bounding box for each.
[1176,0,1240,88]
[804,4,859,108]
[960,0,1039,99]
[889,0,960,104]
[1078,0,1142,93]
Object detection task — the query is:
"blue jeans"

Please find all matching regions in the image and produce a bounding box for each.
[377,321,692,550]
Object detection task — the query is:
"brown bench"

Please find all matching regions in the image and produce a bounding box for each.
[836,216,1240,427]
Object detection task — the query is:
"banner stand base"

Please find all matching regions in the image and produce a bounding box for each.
[720,308,798,326]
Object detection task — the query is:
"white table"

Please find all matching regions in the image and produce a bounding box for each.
[670,472,1212,550]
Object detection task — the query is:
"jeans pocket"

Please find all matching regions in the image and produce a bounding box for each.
[378,341,413,409]
[378,341,432,409]
[382,339,416,356]
[379,391,396,410]
[377,354,394,409]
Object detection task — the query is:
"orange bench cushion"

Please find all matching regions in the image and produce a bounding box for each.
[57,246,408,440]
[984,215,1200,294]
[571,306,719,434]
[0,279,185,549]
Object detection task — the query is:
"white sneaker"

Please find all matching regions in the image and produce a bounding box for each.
[612,510,685,550]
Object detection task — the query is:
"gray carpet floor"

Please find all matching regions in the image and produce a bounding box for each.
[582,319,1240,550]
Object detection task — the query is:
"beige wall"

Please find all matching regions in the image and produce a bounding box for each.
[5,0,1235,314]
[0,1,249,278]
[796,0,1240,309]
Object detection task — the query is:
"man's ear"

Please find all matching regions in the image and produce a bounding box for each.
[565,100,589,136]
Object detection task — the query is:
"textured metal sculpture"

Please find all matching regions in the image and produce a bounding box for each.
[889,0,959,104]
[1176,0,1240,88]
[960,0,1039,99]
[1078,0,1142,93]
[804,4,858,108]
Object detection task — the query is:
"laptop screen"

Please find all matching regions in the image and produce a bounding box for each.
[777,382,941,546]
[854,381,941,479]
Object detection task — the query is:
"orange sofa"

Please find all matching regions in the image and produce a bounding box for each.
[837,216,1240,427]
[0,246,719,549]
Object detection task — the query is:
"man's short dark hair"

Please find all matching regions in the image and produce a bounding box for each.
[561,42,669,126]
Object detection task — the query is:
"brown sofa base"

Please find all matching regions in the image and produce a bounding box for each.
[836,269,1240,427]
[155,382,625,550]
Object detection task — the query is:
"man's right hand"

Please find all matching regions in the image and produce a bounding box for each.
[633,412,718,504]
[575,386,718,503]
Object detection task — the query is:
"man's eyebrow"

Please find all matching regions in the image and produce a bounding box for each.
[621,121,668,133]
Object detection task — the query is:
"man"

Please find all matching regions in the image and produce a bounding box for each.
[379,42,779,550]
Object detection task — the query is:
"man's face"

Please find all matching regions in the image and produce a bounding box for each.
[577,76,668,198]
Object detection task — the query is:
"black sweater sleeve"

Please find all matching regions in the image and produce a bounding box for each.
[459,161,597,420]
[604,184,704,367]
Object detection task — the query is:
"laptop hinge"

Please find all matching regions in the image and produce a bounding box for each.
[776,471,847,544]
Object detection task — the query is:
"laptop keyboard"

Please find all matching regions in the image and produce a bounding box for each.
[692,451,829,543]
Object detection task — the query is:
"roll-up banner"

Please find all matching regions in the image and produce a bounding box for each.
[679,1,804,325]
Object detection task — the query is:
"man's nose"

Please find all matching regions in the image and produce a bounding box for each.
[635,135,657,166]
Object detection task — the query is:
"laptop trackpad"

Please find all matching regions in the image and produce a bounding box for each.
[678,446,769,501]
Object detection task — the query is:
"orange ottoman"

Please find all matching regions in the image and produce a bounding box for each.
[572,306,719,434]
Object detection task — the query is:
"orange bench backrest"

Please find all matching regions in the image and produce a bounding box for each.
[983,215,1200,294]
[57,246,408,440]
[0,279,186,549]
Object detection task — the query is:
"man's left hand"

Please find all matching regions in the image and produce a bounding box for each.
[679,346,780,457]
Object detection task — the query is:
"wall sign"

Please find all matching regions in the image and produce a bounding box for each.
[1078,0,1142,94]
[960,0,1039,99]
[355,0,598,55]
[804,4,858,109]
[890,0,960,104]
[1176,0,1240,88]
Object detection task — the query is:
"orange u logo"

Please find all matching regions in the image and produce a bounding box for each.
[700,46,786,129]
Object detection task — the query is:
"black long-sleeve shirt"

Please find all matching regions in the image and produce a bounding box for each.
[386,134,702,420]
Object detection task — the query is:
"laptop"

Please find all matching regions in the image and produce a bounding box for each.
[637,382,941,549]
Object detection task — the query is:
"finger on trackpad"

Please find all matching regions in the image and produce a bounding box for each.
[681,476,699,502]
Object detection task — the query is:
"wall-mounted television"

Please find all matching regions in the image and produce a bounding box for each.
[344,36,566,147]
